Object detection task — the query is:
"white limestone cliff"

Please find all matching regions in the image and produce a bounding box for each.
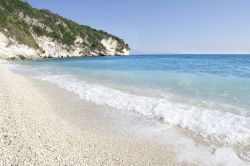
[0,32,39,60]
[101,37,130,56]
[0,31,130,60]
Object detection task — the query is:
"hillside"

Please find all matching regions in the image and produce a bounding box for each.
[0,0,130,60]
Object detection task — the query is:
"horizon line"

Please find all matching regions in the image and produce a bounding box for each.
[131,53,250,55]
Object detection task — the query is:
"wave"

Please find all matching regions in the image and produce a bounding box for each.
[37,74,250,146]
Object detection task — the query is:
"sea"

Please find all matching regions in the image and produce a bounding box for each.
[9,54,250,165]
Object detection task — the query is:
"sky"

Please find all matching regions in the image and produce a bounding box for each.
[27,0,250,54]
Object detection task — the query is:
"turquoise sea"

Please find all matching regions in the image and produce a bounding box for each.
[12,54,250,162]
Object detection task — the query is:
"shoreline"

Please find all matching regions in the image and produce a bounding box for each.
[1,61,249,166]
[0,62,183,165]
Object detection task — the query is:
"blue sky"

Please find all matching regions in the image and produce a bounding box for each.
[27,0,250,54]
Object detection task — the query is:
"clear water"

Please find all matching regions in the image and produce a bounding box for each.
[19,55,250,110]
[14,54,250,161]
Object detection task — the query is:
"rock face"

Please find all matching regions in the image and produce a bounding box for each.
[0,31,39,60]
[0,0,130,60]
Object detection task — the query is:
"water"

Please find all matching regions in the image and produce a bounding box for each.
[11,54,250,163]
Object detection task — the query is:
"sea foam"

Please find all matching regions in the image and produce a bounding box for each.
[38,74,250,146]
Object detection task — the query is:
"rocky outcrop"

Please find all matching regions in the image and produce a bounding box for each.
[0,0,130,60]
[0,31,39,60]
[101,38,130,56]
[0,31,130,60]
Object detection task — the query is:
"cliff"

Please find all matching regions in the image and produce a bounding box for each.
[0,0,130,60]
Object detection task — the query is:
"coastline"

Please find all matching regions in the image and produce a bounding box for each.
[0,62,183,165]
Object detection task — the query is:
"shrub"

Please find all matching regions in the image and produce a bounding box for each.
[32,26,47,36]
[62,32,75,45]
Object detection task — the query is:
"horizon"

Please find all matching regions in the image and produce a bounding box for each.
[130,52,250,55]
[27,0,250,54]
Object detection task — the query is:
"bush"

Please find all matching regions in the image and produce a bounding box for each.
[0,9,7,27]
[62,32,75,45]
[7,20,38,49]
[49,32,60,40]
[32,26,47,36]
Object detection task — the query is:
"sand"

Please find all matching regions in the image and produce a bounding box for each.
[0,62,194,166]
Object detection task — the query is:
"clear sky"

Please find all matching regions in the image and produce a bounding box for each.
[27,0,250,54]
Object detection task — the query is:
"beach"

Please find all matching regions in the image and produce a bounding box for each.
[1,55,250,166]
[1,0,250,165]
[0,61,187,166]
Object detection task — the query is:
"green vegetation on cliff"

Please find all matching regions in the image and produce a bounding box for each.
[0,0,129,53]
